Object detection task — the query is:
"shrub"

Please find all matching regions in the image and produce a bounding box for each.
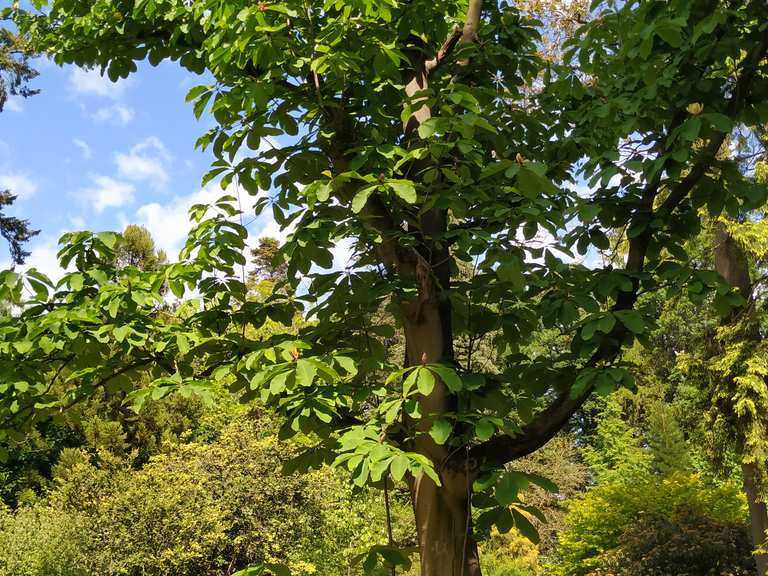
[479,528,540,576]
[0,503,90,576]
[553,472,748,576]
[595,507,755,575]
[0,414,414,576]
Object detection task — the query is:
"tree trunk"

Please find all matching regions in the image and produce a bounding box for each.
[714,223,768,575]
[742,462,768,575]
[401,265,481,575]
[404,309,481,575]
[410,471,481,576]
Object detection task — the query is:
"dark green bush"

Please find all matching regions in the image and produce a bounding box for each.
[596,507,755,576]
[554,473,749,576]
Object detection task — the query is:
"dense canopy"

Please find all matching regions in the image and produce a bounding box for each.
[1,0,768,574]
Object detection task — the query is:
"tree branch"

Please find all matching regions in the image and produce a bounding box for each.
[460,0,483,46]
[425,26,463,74]
[468,26,768,472]
[660,27,768,214]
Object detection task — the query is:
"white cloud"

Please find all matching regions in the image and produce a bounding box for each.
[4,97,23,113]
[91,104,135,125]
[69,67,130,99]
[115,137,170,188]
[0,172,38,200]
[135,185,224,259]
[68,214,86,229]
[19,238,64,282]
[80,174,135,213]
[72,139,92,160]
[68,67,135,125]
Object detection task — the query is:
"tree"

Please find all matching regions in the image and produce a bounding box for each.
[248,236,288,286]
[0,24,38,265]
[0,191,37,265]
[707,218,768,573]
[0,25,38,113]
[114,224,167,272]
[5,1,768,574]
[555,472,750,576]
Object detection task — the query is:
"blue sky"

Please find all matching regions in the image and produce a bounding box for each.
[0,52,583,284]
[0,57,286,278]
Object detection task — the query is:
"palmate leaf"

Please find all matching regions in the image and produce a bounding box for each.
[352,545,417,574]
[232,564,291,576]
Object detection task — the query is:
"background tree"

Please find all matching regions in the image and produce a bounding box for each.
[114,224,167,272]
[0,23,38,265]
[0,191,37,265]
[248,237,287,286]
[0,26,37,113]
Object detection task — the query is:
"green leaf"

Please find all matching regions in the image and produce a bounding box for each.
[429,419,452,445]
[427,364,463,393]
[525,473,558,493]
[417,118,438,139]
[416,367,436,395]
[390,454,410,481]
[68,273,84,291]
[680,117,702,142]
[496,471,529,506]
[96,231,118,249]
[401,368,420,396]
[13,340,33,354]
[13,380,29,392]
[655,22,682,47]
[176,334,190,354]
[590,228,610,250]
[597,313,616,334]
[351,185,376,213]
[495,508,515,533]
[295,359,317,387]
[480,160,514,180]
[316,181,332,202]
[704,113,732,133]
[388,180,417,204]
[185,84,212,103]
[581,320,599,341]
[512,509,540,544]
[475,418,495,441]
[497,257,524,290]
[614,310,645,334]
[516,167,556,199]
[334,356,357,376]
[113,325,131,342]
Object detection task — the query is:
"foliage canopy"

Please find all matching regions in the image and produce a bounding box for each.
[3,0,768,572]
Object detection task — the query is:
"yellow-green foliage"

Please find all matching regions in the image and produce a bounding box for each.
[707,321,768,499]
[479,528,539,576]
[0,414,415,576]
[0,503,89,576]
[553,472,748,576]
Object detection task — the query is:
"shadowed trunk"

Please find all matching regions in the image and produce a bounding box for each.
[743,461,768,576]
[714,222,768,575]
[402,267,481,575]
[409,471,481,576]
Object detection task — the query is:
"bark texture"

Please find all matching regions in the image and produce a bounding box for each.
[743,461,768,576]
[410,471,481,576]
[713,221,768,576]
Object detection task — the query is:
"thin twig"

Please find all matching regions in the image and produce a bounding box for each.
[384,480,396,576]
